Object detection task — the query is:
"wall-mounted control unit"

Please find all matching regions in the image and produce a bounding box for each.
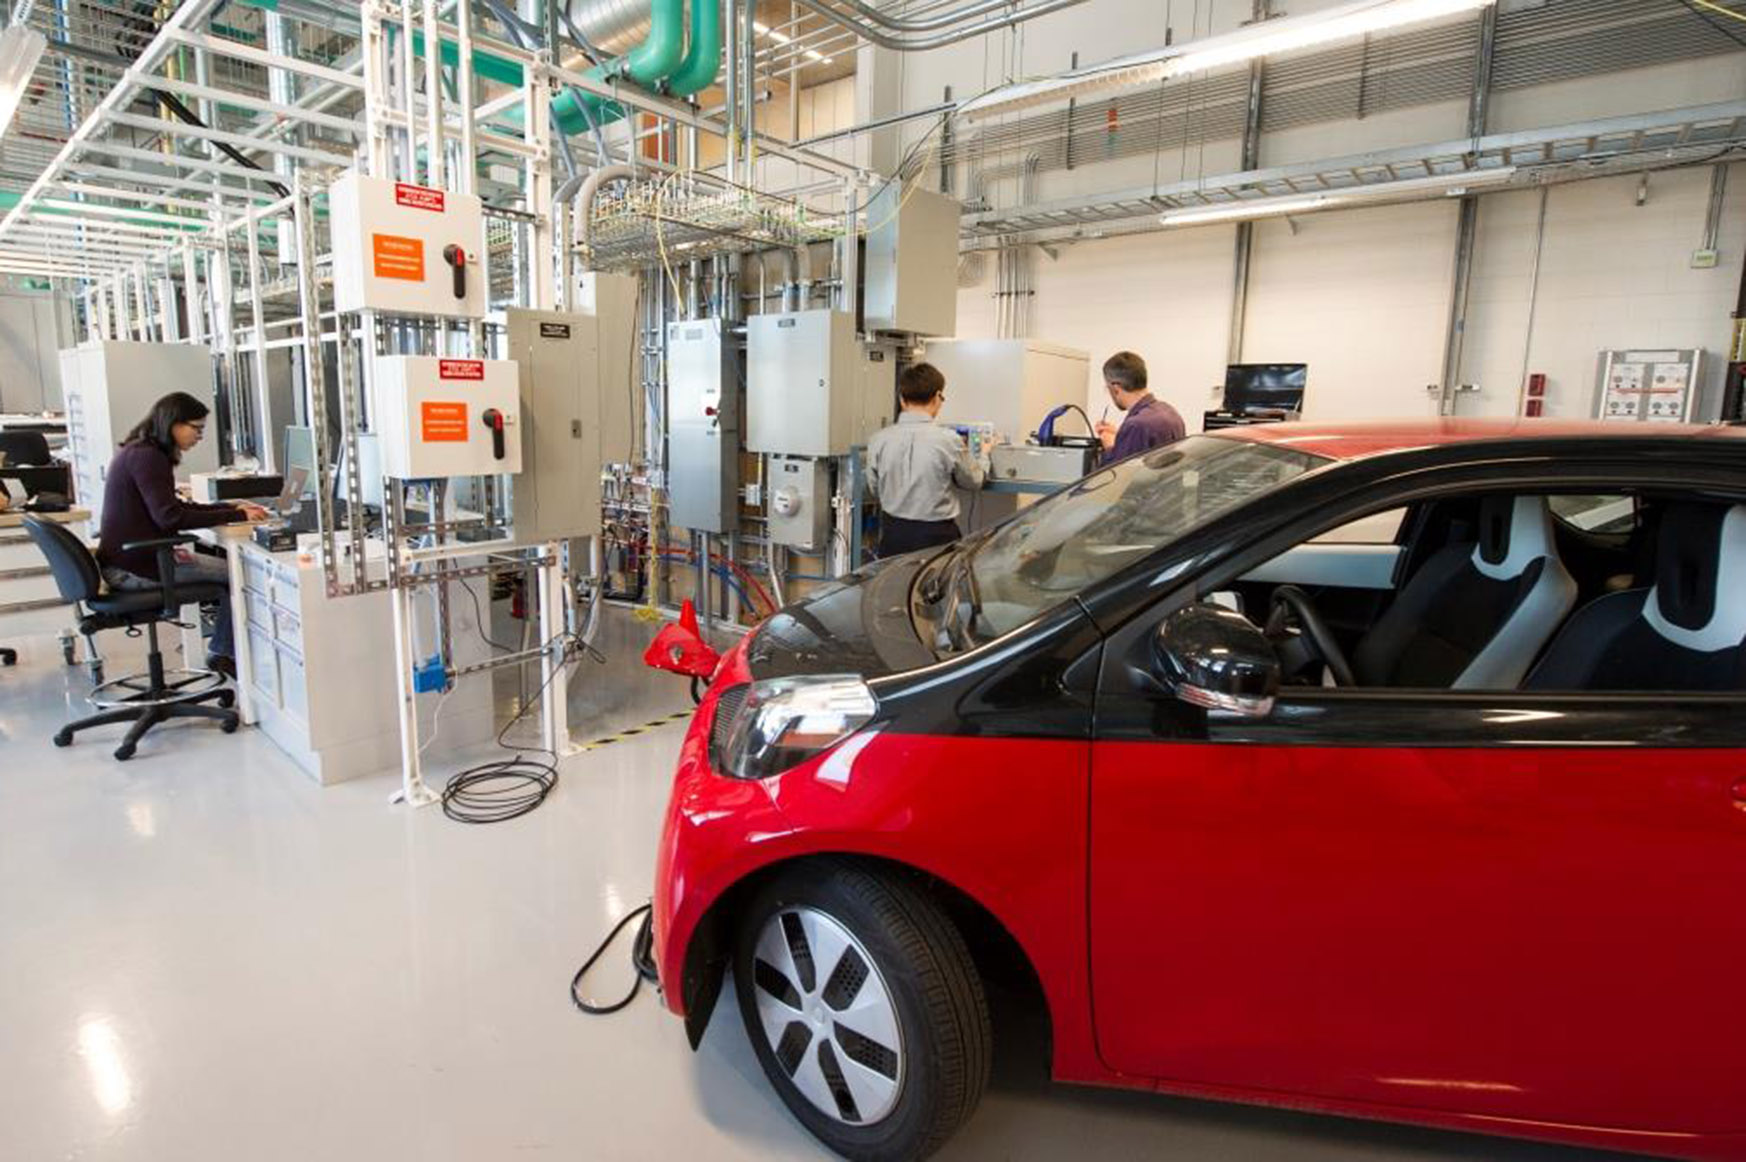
[864,185,961,337]
[667,319,741,533]
[329,170,489,318]
[505,309,601,540]
[372,355,522,479]
[748,310,894,456]
[767,455,832,550]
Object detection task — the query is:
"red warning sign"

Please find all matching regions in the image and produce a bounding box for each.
[394,183,446,212]
[439,359,485,381]
[420,401,468,442]
[371,233,424,281]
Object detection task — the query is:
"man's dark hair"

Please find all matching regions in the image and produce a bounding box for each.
[899,362,946,406]
[123,391,210,466]
[1103,351,1148,394]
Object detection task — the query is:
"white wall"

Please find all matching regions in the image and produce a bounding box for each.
[1459,164,1746,419]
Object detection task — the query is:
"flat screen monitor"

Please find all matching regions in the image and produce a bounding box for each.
[339,432,385,511]
[1223,363,1307,413]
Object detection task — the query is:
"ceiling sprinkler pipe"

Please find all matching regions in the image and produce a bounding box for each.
[665,0,721,98]
[787,0,1092,51]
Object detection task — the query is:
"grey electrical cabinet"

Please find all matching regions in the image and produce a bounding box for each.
[748,310,893,456]
[667,319,740,533]
[767,455,832,550]
[577,272,640,465]
[864,186,960,337]
[504,308,603,541]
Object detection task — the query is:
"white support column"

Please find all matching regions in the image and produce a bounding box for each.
[527,67,554,311]
[361,1,393,178]
[157,274,179,341]
[538,541,572,755]
[422,0,445,191]
[388,583,438,808]
[181,245,203,344]
[244,207,274,469]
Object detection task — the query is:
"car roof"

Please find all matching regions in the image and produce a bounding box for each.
[1207,418,1746,462]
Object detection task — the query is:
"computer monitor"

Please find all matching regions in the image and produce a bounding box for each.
[1223,363,1307,414]
[282,426,316,497]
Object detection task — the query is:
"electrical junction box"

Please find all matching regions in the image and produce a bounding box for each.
[748,310,894,456]
[667,319,741,534]
[864,185,960,337]
[372,355,522,479]
[767,455,832,550]
[504,308,609,541]
[328,170,489,318]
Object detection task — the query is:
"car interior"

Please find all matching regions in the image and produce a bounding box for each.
[1221,491,1746,693]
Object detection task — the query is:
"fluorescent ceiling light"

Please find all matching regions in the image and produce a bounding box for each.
[960,0,1495,122]
[805,49,833,64]
[0,24,45,137]
[1159,167,1517,226]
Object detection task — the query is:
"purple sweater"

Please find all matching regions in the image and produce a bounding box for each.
[96,442,241,580]
[1102,393,1187,465]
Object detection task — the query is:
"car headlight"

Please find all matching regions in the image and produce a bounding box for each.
[716,674,878,781]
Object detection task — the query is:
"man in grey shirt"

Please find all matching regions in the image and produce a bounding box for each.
[866,363,988,557]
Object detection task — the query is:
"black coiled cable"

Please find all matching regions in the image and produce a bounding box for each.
[571,903,660,1015]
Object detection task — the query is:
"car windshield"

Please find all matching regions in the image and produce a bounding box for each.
[921,436,1327,651]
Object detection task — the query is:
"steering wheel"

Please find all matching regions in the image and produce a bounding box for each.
[1265,585,1356,687]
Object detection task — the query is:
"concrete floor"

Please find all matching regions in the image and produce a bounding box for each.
[0,625,1636,1162]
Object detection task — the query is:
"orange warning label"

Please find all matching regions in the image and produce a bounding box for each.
[421,401,468,442]
[372,233,424,281]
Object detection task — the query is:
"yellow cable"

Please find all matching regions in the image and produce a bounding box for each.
[1687,0,1746,20]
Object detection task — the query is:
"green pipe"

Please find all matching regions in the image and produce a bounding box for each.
[665,0,721,98]
[553,0,687,133]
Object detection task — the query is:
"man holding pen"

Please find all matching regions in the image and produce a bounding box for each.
[1094,351,1185,464]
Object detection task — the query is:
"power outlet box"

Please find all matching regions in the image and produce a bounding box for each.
[329,170,489,318]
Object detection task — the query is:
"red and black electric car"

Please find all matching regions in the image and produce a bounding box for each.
[653,419,1746,1162]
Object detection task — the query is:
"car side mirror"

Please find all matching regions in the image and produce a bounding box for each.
[1153,604,1280,718]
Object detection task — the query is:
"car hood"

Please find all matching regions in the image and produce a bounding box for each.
[743,552,939,680]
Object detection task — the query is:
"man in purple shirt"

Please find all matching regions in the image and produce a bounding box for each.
[1095,351,1186,465]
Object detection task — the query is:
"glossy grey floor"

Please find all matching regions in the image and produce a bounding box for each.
[0,629,1629,1162]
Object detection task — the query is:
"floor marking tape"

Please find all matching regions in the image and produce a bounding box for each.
[579,709,696,753]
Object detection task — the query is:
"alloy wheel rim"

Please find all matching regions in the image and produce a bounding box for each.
[751,905,905,1126]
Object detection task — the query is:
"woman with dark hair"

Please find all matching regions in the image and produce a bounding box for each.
[96,392,268,677]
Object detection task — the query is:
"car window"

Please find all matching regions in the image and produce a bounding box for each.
[1308,508,1406,545]
[954,436,1328,644]
[1548,495,1638,536]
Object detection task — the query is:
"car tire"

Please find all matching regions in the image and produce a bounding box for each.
[732,861,991,1162]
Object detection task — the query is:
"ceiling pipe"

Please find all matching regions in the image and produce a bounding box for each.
[786,0,1092,51]
[554,0,685,132]
[815,0,1064,34]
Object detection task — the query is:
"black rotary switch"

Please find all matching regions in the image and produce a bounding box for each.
[442,244,467,300]
[481,408,506,461]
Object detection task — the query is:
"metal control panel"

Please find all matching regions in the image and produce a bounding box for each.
[748,310,892,456]
[864,186,960,337]
[329,170,489,318]
[667,319,741,533]
[372,355,522,479]
[505,309,602,540]
[767,455,832,550]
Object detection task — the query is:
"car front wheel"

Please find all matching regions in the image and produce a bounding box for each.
[732,861,991,1161]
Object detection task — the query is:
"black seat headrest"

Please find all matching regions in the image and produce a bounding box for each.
[1652,503,1729,633]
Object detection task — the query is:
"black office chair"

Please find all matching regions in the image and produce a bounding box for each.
[23,517,237,760]
[0,429,52,468]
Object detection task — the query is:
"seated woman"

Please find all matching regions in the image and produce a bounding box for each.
[95,392,267,679]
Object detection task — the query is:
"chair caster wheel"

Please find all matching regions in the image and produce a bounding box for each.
[114,743,136,761]
[53,729,73,747]
[221,715,239,734]
[217,690,235,709]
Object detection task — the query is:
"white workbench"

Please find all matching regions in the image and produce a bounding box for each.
[194,527,495,785]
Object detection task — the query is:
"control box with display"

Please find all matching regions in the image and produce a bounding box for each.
[372,355,521,479]
[329,170,489,318]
